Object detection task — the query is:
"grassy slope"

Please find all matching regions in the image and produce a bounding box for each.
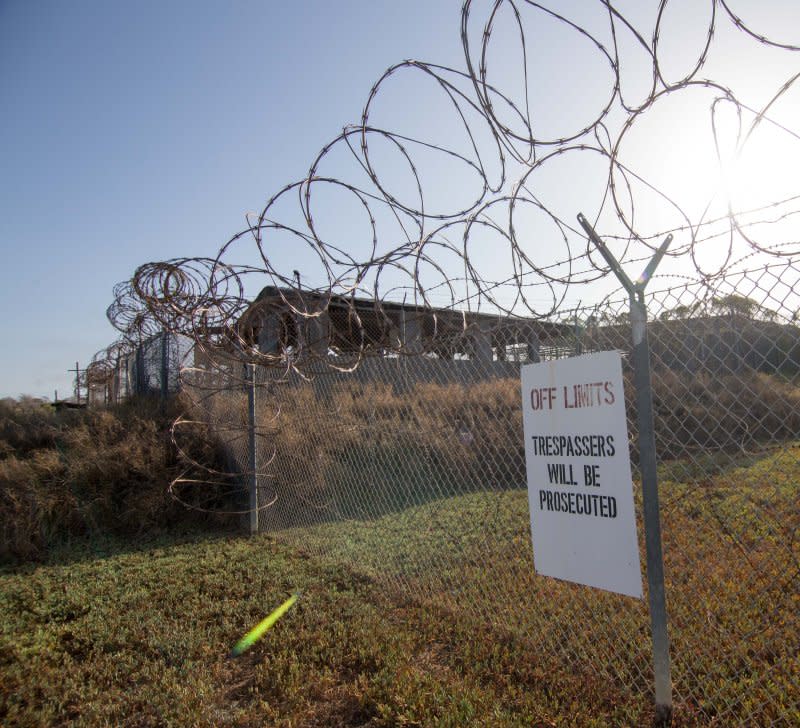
[1,531,617,728]
[1,447,798,726]
[256,447,800,726]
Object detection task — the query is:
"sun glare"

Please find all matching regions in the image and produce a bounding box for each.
[716,114,799,213]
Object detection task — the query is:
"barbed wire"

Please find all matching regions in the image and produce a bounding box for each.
[84,0,800,498]
[89,0,798,379]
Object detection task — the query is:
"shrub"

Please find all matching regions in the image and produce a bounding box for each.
[0,396,234,562]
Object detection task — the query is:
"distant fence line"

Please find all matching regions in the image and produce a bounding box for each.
[80,332,190,406]
[85,263,800,401]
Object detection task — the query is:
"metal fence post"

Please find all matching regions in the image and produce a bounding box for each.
[135,345,145,395]
[630,290,672,726]
[161,330,169,402]
[247,361,259,535]
[573,309,584,355]
[578,213,673,726]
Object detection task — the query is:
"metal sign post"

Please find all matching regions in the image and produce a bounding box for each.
[577,213,673,727]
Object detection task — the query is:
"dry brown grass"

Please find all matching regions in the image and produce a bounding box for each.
[0,396,234,562]
[649,367,800,456]
[244,366,800,516]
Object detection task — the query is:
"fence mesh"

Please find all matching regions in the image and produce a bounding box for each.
[173,262,800,726]
[75,0,800,721]
[84,333,191,405]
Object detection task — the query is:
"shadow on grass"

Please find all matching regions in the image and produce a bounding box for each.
[263,441,527,531]
[0,524,241,575]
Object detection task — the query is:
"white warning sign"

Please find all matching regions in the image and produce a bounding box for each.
[521,351,643,598]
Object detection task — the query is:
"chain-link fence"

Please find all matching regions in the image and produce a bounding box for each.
[58,1,800,722]
[178,261,799,726]
[82,332,191,405]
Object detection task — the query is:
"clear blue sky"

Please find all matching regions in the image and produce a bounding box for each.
[0,1,465,398]
[1,1,798,399]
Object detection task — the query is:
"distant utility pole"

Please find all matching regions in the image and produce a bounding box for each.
[68,361,82,404]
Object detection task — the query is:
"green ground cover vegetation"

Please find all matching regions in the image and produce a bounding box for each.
[1,380,798,726]
[3,530,629,727]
